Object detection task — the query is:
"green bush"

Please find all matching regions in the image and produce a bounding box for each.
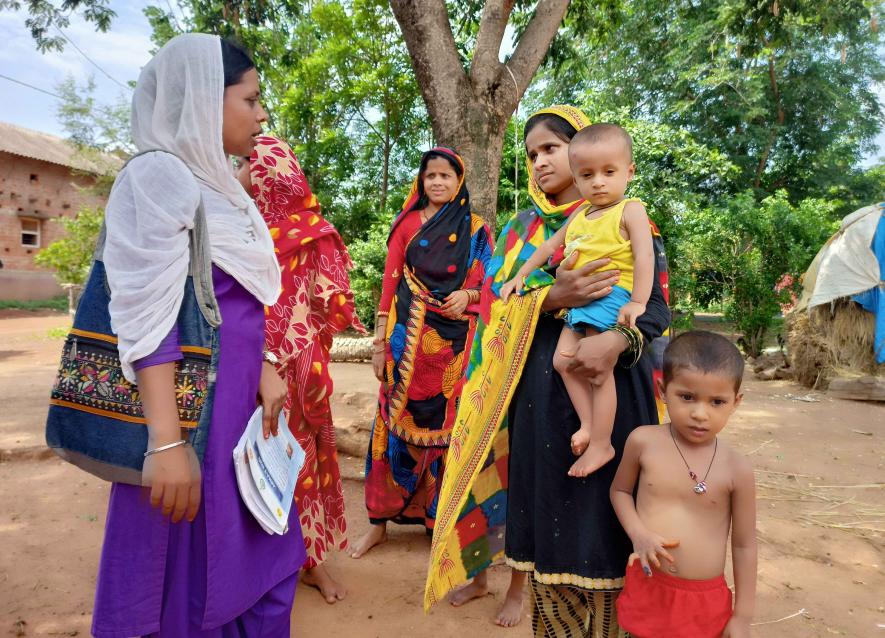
[681,191,838,355]
[0,296,68,312]
[34,206,104,285]
[347,217,393,331]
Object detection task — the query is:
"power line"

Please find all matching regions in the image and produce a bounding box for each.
[0,73,64,100]
[53,25,131,91]
[164,0,184,31]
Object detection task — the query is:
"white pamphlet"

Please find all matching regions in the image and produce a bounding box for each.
[233,407,305,535]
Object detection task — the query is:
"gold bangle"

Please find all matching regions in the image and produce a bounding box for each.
[607,324,643,368]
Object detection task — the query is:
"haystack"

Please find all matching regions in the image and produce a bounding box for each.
[788,202,885,391]
[787,300,884,389]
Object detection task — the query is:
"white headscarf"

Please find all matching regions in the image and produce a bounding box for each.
[105,33,280,381]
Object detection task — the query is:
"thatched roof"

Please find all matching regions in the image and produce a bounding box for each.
[0,121,121,175]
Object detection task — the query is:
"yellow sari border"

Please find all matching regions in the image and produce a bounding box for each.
[505,556,625,591]
[424,105,592,612]
[423,286,549,610]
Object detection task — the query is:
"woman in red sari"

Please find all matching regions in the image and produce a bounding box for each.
[349,147,494,558]
[239,135,365,603]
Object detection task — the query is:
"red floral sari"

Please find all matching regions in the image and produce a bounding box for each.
[249,135,365,568]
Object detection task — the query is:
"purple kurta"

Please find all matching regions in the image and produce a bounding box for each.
[92,267,306,637]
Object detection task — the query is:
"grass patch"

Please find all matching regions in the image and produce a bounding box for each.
[46,327,69,339]
[0,296,68,312]
[674,311,787,351]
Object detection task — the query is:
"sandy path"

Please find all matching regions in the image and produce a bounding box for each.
[1,310,883,637]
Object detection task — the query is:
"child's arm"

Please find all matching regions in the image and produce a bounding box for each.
[722,456,757,638]
[610,428,680,574]
[499,223,570,301]
[617,201,654,328]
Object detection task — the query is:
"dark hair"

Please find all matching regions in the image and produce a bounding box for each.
[523,113,578,144]
[221,38,256,88]
[407,148,463,212]
[662,331,745,392]
[571,123,633,159]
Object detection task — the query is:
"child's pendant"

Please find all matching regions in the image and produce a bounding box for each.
[689,471,708,494]
[670,425,717,496]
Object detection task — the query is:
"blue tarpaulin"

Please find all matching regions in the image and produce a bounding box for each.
[852,203,885,364]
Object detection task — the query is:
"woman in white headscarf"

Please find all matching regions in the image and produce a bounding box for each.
[91,34,306,637]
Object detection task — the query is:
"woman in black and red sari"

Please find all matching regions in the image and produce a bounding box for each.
[350,147,493,558]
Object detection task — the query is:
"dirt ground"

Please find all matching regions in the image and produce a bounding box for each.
[1,310,883,637]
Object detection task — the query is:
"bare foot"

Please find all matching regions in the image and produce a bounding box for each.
[301,564,346,604]
[567,442,616,477]
[570,427,592,456]
[349,523,387,559]
[495,586,525,628]
[449,572,489,607]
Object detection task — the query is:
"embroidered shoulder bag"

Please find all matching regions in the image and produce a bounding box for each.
[45,150,221,485]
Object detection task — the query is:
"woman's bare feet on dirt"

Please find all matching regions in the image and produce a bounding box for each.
[449,571,489,606]
[495,587,525,627]
[568,442,615,477]
[349,523,387,559]
[495,569,527,627]
[301,564,346,604]
[570,427,592,456]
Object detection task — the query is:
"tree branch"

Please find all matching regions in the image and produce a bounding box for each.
[754,53,784,188]
[356,106,383,139]
[470,0,516,92]
[506,0,571,103]
[389,0,469,136]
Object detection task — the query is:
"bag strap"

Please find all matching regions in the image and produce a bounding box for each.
[94,149,221,327]
[188,190,221,327]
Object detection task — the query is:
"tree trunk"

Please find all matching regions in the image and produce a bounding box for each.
[754,52,786,189]
[434,101,509,226]
[381,104,391,212]
[389,0,570,230]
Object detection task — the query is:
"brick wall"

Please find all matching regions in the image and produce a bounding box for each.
[0,151,107,300]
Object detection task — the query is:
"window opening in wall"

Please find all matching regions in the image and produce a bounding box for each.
[21,218,40,247]
[30,174,38,183]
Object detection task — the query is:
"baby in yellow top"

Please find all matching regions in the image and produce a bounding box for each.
[500,123,654,477]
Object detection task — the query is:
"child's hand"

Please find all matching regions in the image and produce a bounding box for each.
[629,528,679,575]
[721,616,751,638]
[617,301,646,328]
[499,275,525,302]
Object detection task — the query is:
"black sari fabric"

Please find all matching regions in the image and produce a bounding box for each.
[505,266,671,585]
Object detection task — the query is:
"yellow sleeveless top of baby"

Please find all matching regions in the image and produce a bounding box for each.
[564,197,641,293]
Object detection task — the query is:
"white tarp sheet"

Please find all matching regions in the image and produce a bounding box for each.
[796,203,883,313]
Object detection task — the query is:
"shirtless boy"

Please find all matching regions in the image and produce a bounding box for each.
[610,330,756,638]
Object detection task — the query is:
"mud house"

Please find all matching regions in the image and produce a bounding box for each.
[0,122,117,301]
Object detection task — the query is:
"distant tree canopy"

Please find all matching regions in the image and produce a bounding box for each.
[13,0,884,349]
[538,0,884,212]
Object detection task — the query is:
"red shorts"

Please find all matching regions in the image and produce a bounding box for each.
[616,560,733,638]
